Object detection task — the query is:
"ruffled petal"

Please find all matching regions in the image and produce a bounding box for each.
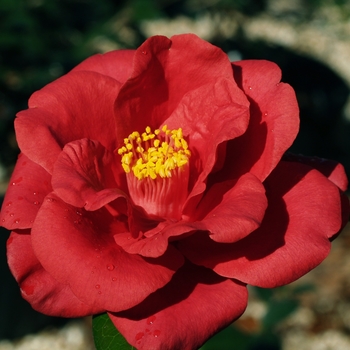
[7,231,98,317]
[179,161,343,287]
[0,154,52,230]
[164,78,249,214]
[115,173,267,257]
[72,50,135,83]
[109,262,247,350]
[221,60,299,182]
[31,193,184,312]
[15,71,121,173]
[52,139,126,211]
[114,34,236,143]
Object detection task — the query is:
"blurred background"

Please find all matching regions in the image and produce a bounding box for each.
[1,0,350,349]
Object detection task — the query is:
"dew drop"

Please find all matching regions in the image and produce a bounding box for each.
[112,277,117,281]
[264,112,268,116]
[11,177,23,185]
[33,192,37,195]
[248,86,252,90]
[6,202,12,207]
[46,197,55,202]
[147,315,156,325]
[9,213,14,217]
[135,332,144,341]
[2,219,5,223]
[153,330,161,337]
[33,201,40,205]
[98,291,102,294]
[76,211,83,216]
[107,264,115,271]
[14,219,20,224]
[141,50,147,55]
[95,284,100,289]
[73,219,82,224]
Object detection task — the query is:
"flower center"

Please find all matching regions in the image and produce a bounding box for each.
[117,125,191,219]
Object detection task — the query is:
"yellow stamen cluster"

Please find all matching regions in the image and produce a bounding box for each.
[117,125,191,180]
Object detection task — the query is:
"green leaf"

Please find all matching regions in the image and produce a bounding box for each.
[93,313,136,350]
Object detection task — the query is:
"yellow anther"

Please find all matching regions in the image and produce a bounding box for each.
[117,125,190,180]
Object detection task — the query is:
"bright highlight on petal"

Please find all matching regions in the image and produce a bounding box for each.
[118,125,191,180]
[118,125,191,219]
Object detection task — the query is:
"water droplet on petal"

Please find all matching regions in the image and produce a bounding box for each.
[248,86,252,90]
[147,315,156,325]
[46,197,55,202]
[153,330,161,337]
[33,201,40,205]
[95,284,100,289]
[1,219,5,223]
[135,332,144,341]
[12,177,23,185]
[142,50,147,55]
[112,277,117,281]
[33,192,37,195]
[107,264,115,271]
[76,211,82,216]
[9,213,14,217]
[14,219,20,224]
[6,202,12,207]
[98,291,102,294]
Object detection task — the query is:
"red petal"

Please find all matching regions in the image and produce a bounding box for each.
[72,50,135,83]
[283,153,348,191]
[164,78,249,214]
[179,161,343,287]
[15,71,121,173]
[31,193,184,312]
[223,60,299,182]
[52,139,126,211]
[115,173,266,257]
[7,231,98,317]
[0,154,51,230]
[114,34,236,143]
[109,263,247,350]
[196,173,267,243]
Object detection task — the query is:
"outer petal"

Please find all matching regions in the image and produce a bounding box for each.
[7,231,98,317]
[114,34,236,143]
[179,161,343,288]
[283,153,348,191]
[52,139,127,211]
[164,78,249,214]
[109,263,247,350]
[15,71,121,173]
[0,154,52,230]
[31,193,184,312]
[72,50,135,83]
[221,60,299,182]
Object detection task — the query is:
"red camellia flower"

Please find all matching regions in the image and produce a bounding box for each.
[1,34,349,349]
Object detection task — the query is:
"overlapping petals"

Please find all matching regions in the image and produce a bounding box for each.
[109,263,247,350]
[1,33,348,350]
[178,161,344,287]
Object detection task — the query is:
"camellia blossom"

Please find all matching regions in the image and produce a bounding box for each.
[1,34,349,349]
